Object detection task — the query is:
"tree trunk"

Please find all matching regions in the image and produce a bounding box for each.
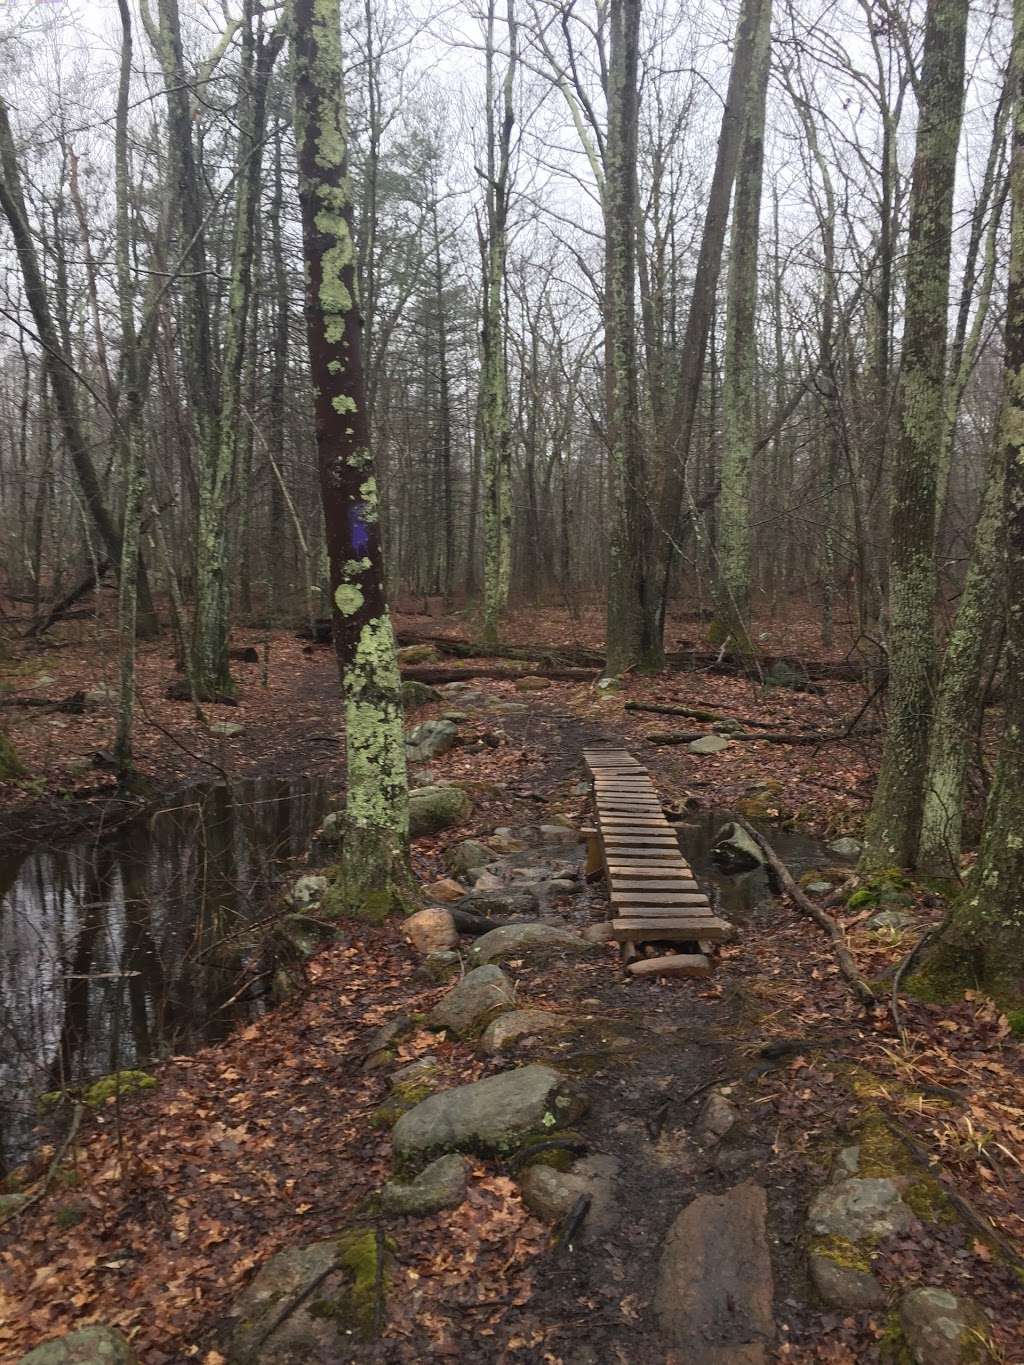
[860,0,970,872]
[291,0,410,917]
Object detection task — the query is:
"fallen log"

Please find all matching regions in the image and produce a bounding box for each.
[626,700,780,728]
[0,690,88,714]
[400,664,598,685]
[27,558,112,637]
[733,816,876,1007]
[645,726,879,746]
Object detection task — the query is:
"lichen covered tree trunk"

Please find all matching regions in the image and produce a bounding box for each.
[291,0,409,917]
[603,0,662,676]
[713,0,771,651]
[920,0,1024,1005]
[860,0,969,871]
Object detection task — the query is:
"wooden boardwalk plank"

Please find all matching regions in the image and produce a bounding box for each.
[611,918,733,943]
[611,891,710,906]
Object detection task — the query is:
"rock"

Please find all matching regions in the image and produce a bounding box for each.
[548,878,579,894]
[408,784,472,837]
[581,922,614,944]
[446,838,494,876]
[510,866,550,881]
[655,1183,774,1358]
[867,909,918,931]
[313,811,343,849]
[698,1090,740,1143]
[900,1287,990,1365]
[420,950,461,983]
[689,734,731,755]
[392,1056,439,1085]
[596,675,622,692]
[397,643,440,664]
[712,822,765,873]
[381,1153,469,1216]
[17,1327,137,1364]
[537,824,580,843]
[805,880,832,896]
[427,964,514,1038]
[224,1230,391,1359]
[83,682,115,706]
[211,720,245,738]
[808,1253,885,1310]
[442,710,469,721]
[807,1178,919,1242]
[468,922,593,967]
[425,876,466,903]
[462,889,539,918]
[480,1008,565,1054]
[488,833,527,855]
[519,1154,618,1236]
[288,874,328,909]
[405,718,458,762]
[833,1145,861,1179]
[392,1064,582,1167]
[627,953,711,979]
[0,1192,29,1217]
[361,1015,415,1069]
[404,908,458,955]
[514,675,553,691]
[828,836,862,859]
[472,870,505,891]
[401,679,442,707]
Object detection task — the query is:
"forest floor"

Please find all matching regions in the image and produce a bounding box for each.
[1,601,1022,1362]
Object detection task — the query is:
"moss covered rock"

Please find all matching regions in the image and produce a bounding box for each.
[408,785,472,838]
[17,1327,136,1364]
[381,1154,468,1216]
[400,679,442,708]
[427,964,514,1039]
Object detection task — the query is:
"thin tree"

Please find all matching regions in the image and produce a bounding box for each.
[291,0,410,916]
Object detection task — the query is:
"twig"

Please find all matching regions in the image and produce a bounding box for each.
[733,817,876,1006]
[554,1193,591,1253]
[250,1256,341,1353]
[0,1102,84,1227]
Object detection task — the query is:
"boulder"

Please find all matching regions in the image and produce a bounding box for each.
[900,1287,990,1365]
[392,1064,582,1167]
[401,679,442,707]
[805,880,833,896]
[581,922,614,944]
[381,1153,468,1216]
[446,839,494,876]
[655,1183,774,1358]
[425,876,466,903]
[867,909,918,931]
[408,785,472,838]
[712,822,766,873]
[698,1090,740,1143]
[519,1154,618,1236]
[480,1008,566,1055]
[468,922,594,967]
[828,836,863,859]
[689,734,731,755]
[808,1253,885,1311]
[288,874,329,909]
[397,644,440,664]
[0,1192,29,1217]
[537,824,580,843]
[224,1230,390,1360]
[462,889,539,918]
[427,964,514,1038]
[513,675,553,691]
[419,950,461,983]
[211,721,245,739]
[472,870,504,891]
[405,718,458,763]
[17,1328,136,1364]
[361,1015,415,1070]
[488,832,528,855]
[404,908,458,955]
[807,1178,919,1242]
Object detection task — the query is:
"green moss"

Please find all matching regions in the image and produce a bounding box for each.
[857,1116,956,1224]
[878,1309,913,1365]
[370,1080,435,1129]
[1005,1009,1024,1038]
[54,1204,87,1230]
[847,887,879,909]
[42,1069,156,1109]
[309,1228,393,1342]
[809,1234,872,1272]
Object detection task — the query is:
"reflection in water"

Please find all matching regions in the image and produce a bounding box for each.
[0,777,331,1171]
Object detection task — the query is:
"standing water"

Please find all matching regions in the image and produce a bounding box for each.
[0,776,332,1171]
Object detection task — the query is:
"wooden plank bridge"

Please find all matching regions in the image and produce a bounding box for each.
[582,746,733,976]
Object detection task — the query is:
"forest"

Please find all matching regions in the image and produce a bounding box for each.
[0,0,1023,1358]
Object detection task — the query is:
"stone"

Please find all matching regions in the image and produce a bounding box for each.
[472,870,504,891]
[537,824,579,843]
[698,1090,740,1143]
[808,1253,885,1311]
[462,889,539,918]
[401,679,441,707]
[392,1064,582,1167]
[712,822,765,873]
[442,710,469,721]
[211,720,244,739]
[405,718,458,763]
[867,909,918,931]
[828,836,863,859]
[404,908,458,955]
[488,833,527,855]
[480,1008,565,1054]
[807,1178,919,1242]
[548,879,579,894]
[519,1155,618,1236]
[427,964,514,1038]
[83,682,115,705]
[833,1145,861,1179]
[425,876,466,903]
[581,922,614,944]
[0,1192,29,1217]
[381,1153,469,1216]
[420,950,461,983]
[468,922,593,967]
[224,1231,390,1360]
[361,1015,415,1069]
[689,734,731,754]
[313,811,343,848]
[655,1183,775,1357]
[408,785,472,838]
[446,838,494,876]
[900,1287,990,1365]
[288,874,328,909]
[627,953,711,980]
[397,643,440,664]
[805,880,832,896]
[17,1327,137,1364]
[513,675,552,691]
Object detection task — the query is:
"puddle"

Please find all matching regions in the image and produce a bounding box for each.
[0,776,332,1171]
[674,808,844,920]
